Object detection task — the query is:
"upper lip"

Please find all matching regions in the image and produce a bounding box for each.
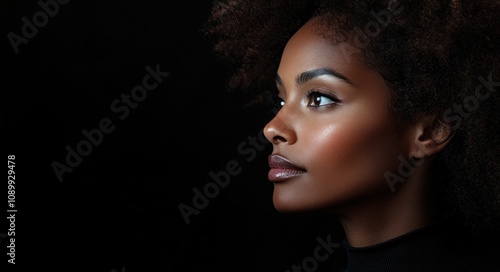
[268,154,306,171]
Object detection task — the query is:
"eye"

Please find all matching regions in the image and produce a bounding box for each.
[271,94,285,109]
[306,90,340,107]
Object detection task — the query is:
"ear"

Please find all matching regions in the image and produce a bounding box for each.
[409,115,454,159]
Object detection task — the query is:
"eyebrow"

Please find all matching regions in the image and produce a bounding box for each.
[275,68,352,87]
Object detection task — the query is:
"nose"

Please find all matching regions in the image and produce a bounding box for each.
[263,109,297,145]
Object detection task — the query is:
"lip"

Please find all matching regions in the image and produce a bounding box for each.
[268,154,306,182]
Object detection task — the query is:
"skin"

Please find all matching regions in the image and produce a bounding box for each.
[263,18,448,247]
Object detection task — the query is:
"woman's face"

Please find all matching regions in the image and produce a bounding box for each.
[264,18,412,213]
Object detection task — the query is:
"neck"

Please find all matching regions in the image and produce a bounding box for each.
[337,167,439,247]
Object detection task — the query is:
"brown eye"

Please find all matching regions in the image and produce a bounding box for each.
[307,91,339,107]
[274,95,285,108]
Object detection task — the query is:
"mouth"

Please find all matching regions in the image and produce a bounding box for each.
[268,154,306,182]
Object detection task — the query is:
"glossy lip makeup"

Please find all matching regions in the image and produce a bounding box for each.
[268,154,307,182]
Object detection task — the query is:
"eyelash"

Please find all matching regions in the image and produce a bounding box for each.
[273,89,341,109]
[305,89,341,107]
[272,95,285,109]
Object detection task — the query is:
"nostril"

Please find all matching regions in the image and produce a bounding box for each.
[273,135,287,144]
[264,114,295,145]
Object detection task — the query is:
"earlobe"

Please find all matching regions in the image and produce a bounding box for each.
[410,116,454,159]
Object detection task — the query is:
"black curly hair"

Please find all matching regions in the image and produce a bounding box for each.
[202,0,500,236]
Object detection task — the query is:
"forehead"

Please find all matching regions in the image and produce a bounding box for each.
[277,18,370,83]
[276,18,390,94]
[280,20,350,70]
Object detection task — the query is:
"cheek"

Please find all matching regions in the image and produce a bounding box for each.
[303,108,403,199]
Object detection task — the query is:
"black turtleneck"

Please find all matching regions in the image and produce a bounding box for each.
[341,217,500,272]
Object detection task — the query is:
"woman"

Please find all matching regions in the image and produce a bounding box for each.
[202,0,500,271]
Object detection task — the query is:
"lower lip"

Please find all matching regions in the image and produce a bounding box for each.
[268,168,306,182]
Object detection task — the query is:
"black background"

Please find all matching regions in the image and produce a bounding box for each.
[3,1,346,271]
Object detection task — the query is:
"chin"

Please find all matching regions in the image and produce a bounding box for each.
[272,193,326,213]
